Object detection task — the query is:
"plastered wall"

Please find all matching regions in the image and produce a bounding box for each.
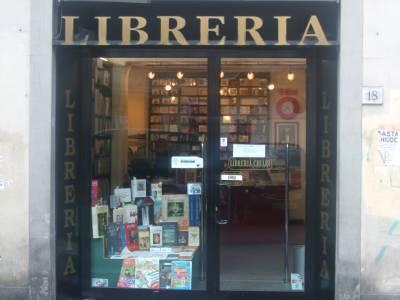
[361,0,400,296]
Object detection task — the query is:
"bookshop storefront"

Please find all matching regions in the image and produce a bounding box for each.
[55,1,338,299]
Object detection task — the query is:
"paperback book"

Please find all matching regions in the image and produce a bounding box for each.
[117,259,135,288]
[188,226,200,247]
[161,222,178,247]
[159,260,173,289]
[172,260,192,290]
[150,225,163,247]
[135,257,160,289]
[138,226,150,250]
[124,223,139,252]
[104,223,121,257]
[91,205,109,238]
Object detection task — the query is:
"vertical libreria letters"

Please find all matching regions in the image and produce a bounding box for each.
[61,15,330,46]
[63,89,77,276]
[320,92,331,282]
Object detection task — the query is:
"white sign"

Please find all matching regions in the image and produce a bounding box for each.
[171,156,203,169]
[233,144,265,158]
[221,174,243,181]
[220,137,228,147]
[362,87,384,105]
[377,129,400,166]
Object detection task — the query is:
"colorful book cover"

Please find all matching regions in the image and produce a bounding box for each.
[117,259,135,288]
[113,207,124,224]
[138,226,150,250]
[188,226,200,247]
[91,205,109,238]
[104,223,121,257]
[124,223,139,251]
[91,180,99,206]
[123,204,138,224]
[135,257,160,289]
[177,230,188,246]
[187,183,201,226]
[172,260,192,290]
[135,197,154,226]
[150,225,163,247]
[119,223,126,249]
[151,183,163,224]
[159,260,173,289]
[161,222,178,247]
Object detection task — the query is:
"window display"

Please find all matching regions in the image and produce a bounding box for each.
[89,58,207,290]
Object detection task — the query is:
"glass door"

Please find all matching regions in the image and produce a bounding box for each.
[216,58,307,292]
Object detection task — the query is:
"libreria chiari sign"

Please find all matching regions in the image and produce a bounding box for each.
[59,15,333,46]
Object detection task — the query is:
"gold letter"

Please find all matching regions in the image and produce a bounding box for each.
[66,232,73,251]
[65,137,76,156]
[321,187,330,207]
[67,114,74,133]
[64,162,76,180]
[64,256,76,275]
[320,211,330,231]
[320,259,329,280]
[322,139,330,159]
[65,90,75,109]
[64,209,76,228]
[197,16,226,45]
[95,17,111,46]
[119,17,148,45]
[234,16,266,46]
[158,16,189,45]
[64,185,76,204]
[299,15,330,46]
[62,16,79,45]
[323,115,329,135]
[274,16,291,46]
[322,235,328,256]
[321,163,331,183]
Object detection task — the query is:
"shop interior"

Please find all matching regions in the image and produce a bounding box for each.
[90,57,306,291]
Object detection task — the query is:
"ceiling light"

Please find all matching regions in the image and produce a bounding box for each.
[165,84,172,91]
[268,83,275,91]
[220,71,225,79]
[247,72,255,80]
[177,72,184,79]
[148,72,155,80]
[288,72,295,81]
[99,57,109,62]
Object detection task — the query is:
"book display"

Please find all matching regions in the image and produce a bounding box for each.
[149,74,208,156]
[220,75,271,161]
[91,61,113,206]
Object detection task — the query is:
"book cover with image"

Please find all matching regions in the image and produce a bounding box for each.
[161,222,178,247]
[104,223,121,257]
[117,259,135,288]
[135,257,160,289]
[138,226,150,250]
[124,223,139,251]
[150,225,163,247]
[159,260,173,289]
[123,204,138,224]
[172,260,192,290]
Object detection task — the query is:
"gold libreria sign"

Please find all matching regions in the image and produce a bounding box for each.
[61,15,331,46]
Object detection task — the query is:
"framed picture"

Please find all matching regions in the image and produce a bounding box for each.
[275,122,299,145]
[162,194,188,223]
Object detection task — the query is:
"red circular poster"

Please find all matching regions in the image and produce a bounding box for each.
[276,96,300,119]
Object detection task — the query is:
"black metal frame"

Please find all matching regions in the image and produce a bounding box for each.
[56,46,337,300]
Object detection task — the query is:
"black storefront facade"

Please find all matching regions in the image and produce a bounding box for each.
[55,1,338,300]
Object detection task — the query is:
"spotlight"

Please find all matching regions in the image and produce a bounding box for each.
[165,84,172,91]
[176,72,184,79]
[247,72,255,80]
[220,71,225,79]
[288,72,295,81]
[268,83,275,91]
[148,72,155,80]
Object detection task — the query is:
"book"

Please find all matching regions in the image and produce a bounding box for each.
[91,180,99,206]
[104,223,121,257]
[124,223,139,251]
[135,257,160,289]
[162,194,189,224]
[188,226,200,247]
[172,260,192,290]
[114,187,132,203]
[92,278,109,288]
[135,179,147,198]
[151,183,163,224]
[187,183,202,226]
[150,225,163,247]
[123,204,138,224]
[177,230,188,246]
[138,226,150,250]
[159,260,173,289]
[135,197,154,226]
[117,259,135,288]
[119,223,126,249]
[113,207,124,224]
[161,222,178,247]
[91,205,109,238]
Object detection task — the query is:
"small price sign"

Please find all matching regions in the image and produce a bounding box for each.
[362,87,384,105]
